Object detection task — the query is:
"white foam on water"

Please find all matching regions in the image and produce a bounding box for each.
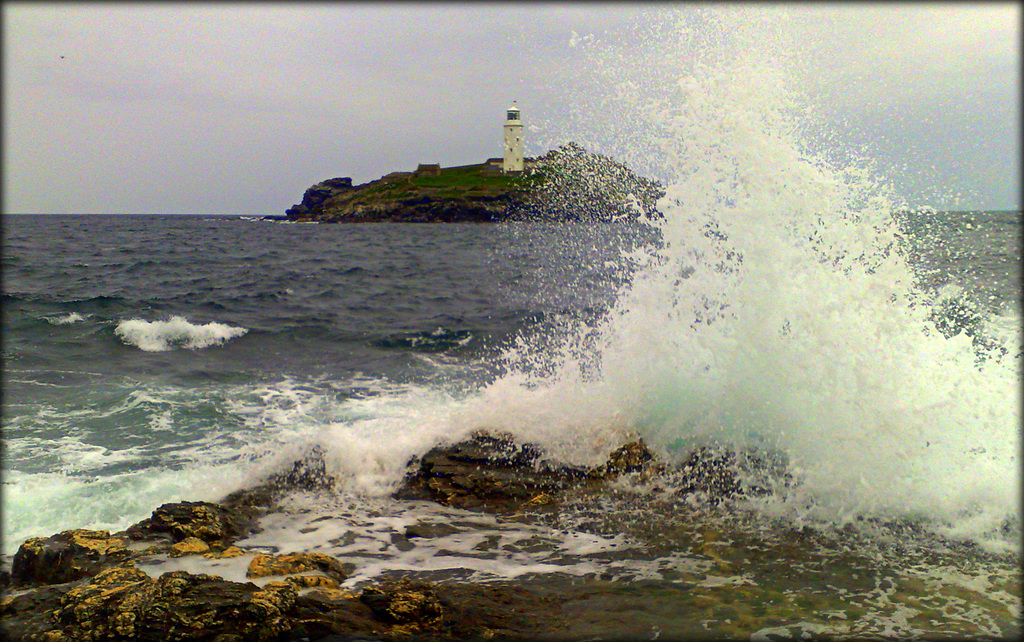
[1,464,262,555]
[45,312,88,325]
[2,379,329,555]
[114,315,247,351]
[230,493,714,587]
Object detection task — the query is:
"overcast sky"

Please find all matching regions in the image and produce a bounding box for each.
[3,3,1019,214]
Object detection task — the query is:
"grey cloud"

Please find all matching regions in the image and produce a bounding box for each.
[2,3,1018,214]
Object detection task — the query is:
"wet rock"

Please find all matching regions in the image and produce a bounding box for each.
[676,447,744,501]
[0,583,70,640]
[169,536,211,557]
[360,577,443,626]
[203,545,247,559]
[246,552,351,583]
[393,431,589,511]
[288,591,382,640]
[431,582,564,640]
[404,522,462,539]
[54,566,298,641]
[284,575,341,590]
[10,529,131,587]
[267,444,337,492]
[217,484,278,539]
[590,439,665,479]
[122,500,250,547]
[674,446,791,502]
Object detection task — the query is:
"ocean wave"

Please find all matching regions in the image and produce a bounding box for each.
[44,312,88,325]
[114,315,248,352]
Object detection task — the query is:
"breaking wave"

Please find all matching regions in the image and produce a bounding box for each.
[453,7,1021,553]
[114,316,248,352]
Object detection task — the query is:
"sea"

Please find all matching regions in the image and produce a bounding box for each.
[3,16,1022,637]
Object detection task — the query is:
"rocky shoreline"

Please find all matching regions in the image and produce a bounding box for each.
[1,433,770,641]
[284,143,665,224]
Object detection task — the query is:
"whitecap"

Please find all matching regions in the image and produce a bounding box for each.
[114,315,247,352]
[45,312,87,325]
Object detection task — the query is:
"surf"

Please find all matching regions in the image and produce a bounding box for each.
[454,7,1021,553]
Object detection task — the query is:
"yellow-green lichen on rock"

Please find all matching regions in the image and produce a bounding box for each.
[203,545,247,559]
[51,567,300,641]
[285,575,341,590]
[148,502,225,542]
[246,552,349,583]
[360,578,444,627]
[169,537,211,557]
[57,566,153,638]
[11,529,131,586]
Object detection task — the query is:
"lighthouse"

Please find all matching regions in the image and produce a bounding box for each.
[502,103,524,173]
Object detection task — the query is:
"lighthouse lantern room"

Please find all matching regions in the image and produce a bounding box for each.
[502,103,524,173]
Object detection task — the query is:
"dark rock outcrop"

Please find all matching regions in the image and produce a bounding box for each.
[53,567,298,641]
[1,561,558,641]
[122,500,250,547]
[11,529,132,587]
[590,439,665,479]
[360,577,444,626]
[394,432,790,511]
[267,444,337,492]
[284,177,353,219]
[673,445,793,504]
[246,552,352,585]
[393,431,592,510]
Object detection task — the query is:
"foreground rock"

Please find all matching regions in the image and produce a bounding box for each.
[2,435,793,640]
[2,565,553,641]
[10,529,132,587]
[57,567,297,641]
[393,431,593,510]
[393,430,776,512]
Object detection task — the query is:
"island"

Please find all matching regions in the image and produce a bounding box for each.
[284,143,665,223]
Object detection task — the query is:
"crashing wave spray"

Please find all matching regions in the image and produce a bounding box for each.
[472,7,1020,551]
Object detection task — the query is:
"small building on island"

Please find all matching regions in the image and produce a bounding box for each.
[414,163,441,177]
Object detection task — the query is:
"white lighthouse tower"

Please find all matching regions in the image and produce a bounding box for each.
[502,103,524,173]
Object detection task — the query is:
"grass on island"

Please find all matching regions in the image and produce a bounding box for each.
[407,164,532,191]
[341,163,546,208]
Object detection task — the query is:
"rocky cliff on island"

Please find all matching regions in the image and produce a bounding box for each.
[284,143,665,223]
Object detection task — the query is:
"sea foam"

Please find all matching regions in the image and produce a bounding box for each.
[115,315,248,351]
